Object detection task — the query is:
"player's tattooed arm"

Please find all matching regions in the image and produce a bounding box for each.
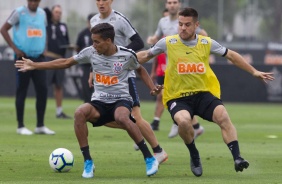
[136,50,155,64]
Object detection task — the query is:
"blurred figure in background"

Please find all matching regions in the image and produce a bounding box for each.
[0,0,55,135]
[76,13,96,103]
[44,5,71,119]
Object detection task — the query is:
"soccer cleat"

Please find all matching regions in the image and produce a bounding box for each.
[56,112,72,119]
[154,149,168,164]
[194,125,204,139]
[34,126,55,135]
[168,124,178,138]
[145,157,159,176]
[234,157,249,172]
[150,120,159,131]
[133,143,140,151]
[17,127,33,135]
[190,157,203,177]
[82,159,95,178]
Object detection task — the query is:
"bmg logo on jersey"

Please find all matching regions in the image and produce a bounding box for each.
[95,73,118,86]
[113,61,123,74]
[177,62,206,74]
[27,29,43,37]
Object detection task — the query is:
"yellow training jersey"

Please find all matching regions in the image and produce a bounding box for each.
[163,34,221,108]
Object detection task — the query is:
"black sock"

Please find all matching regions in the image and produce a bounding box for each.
[137,139,153,159]
[37,122,44,127]
[81,146,92,161]
[227,140,241,160]
[152,145,162,153]
[193,123,200,129]
[18,122,24,128]
[185,140,199,159]
[152,119,160,125]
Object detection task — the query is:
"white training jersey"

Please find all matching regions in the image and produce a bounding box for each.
[90,9,137,78]
[90,9,137,48]
[73,46,140,103]
[155,16,203,38]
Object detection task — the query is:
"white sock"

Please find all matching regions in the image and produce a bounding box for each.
[154,117,160,121]
[56,107,63,115]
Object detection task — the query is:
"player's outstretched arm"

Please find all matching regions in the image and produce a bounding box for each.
[225,49,275,83]
[15,57,78,72]
[136,50,155,64]
[136,65,163,96]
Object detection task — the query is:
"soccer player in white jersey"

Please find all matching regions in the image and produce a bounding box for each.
[147,0,207,139]
[137,7,274,177]
[89,0,168,163]
[15,23,161,178]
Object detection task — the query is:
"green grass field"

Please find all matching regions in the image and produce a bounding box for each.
[0,97,281,184]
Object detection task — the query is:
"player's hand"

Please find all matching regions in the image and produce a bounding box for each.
[150,85,163,96]
[253,70,275,83]
[14,57,35,72]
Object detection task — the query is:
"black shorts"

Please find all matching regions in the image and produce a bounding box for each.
[167,92,223,123]
[88,100,135,127]
[156,76,164,85]
[47,69,65,87]
[128,77,140,107]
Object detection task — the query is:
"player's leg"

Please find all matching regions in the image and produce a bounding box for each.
[15,70,33,135]
[169,115,204,139]
[151,76,164,130]
[192,116,204,139]
[212,104,249,172]
[151,91,164,130]
[128,77,167,164]
[32,69,55,135]
[168,99,202,177]
[54,70,71,119]
[132,106,168,164]
[114,102,158,176]
[74,103,100,178]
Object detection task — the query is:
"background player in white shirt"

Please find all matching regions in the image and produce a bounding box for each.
[89,0,168,163]
[15,23,161,178]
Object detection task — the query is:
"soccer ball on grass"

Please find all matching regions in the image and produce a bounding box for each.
[49,148,74,172]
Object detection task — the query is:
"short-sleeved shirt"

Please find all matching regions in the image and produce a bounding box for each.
[7,6,47,58]
[90,10,137,47]
[46,22,70,57]
[155,16,203,38]
[90,10,139,78]
[73,45,140,103]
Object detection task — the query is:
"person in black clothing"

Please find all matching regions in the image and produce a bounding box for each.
[0,0,55,135]
[44,5,71,119]
[76,13,96,103]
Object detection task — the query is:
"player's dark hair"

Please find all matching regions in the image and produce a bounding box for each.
[178,7,198,22]
[90,23,115,42]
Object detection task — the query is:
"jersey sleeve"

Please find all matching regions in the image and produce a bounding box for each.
[7,9,19,26]
[120,17,137,39]
[210,39,227,56]
[73,47,92,64]
[150,37,166,56]
[126,54,140,70]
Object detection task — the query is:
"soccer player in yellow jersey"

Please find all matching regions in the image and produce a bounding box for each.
[137,7,274,176]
